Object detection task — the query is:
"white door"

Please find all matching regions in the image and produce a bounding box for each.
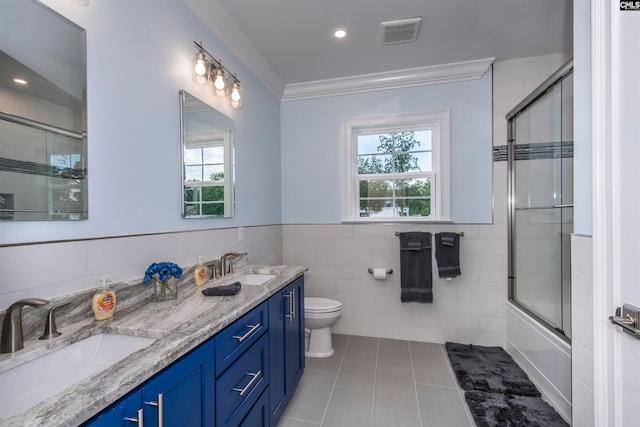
[593,2,640,426]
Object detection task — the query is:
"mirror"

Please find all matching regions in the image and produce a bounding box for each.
[180,90,235,218]
[0,0,87,221]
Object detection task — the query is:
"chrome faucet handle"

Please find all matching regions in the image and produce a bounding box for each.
[1,298,48,353]
[39,302,70,340]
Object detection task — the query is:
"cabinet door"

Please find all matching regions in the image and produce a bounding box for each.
[268,288,287,424]
[268,276,305,426]
[83,390,143,427]
[142,340,214,427]
[286,277,305,392]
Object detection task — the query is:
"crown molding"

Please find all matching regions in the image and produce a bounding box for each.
[282,57,495,101]
[183,0,286,99]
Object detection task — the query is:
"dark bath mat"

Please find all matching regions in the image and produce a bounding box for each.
[446,342,568,427]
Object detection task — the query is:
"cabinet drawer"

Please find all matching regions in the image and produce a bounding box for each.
[239,387,269,427]
[216,334,269,427]
[215,302,268,376]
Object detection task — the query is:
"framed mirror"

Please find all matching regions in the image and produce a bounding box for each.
[180,90,235,218]
[0,0,87,221]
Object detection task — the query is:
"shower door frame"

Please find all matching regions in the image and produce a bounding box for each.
[506,59,574,342]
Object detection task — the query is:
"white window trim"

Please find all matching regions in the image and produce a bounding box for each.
[342,111,450,222]
[183,129,234,217]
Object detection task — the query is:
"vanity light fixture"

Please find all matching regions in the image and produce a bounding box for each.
[192,41,243,108]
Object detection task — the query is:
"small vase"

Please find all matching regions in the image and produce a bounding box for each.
[153,277,178,301]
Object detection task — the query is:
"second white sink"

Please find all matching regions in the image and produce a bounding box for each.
[0,333,156,419]
[232,273,277,286]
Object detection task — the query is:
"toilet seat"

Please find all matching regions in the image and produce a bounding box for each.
[305,297,342,313]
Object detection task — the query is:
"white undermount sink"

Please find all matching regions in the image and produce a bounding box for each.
[0,333,156,419]
[233,273,278,285]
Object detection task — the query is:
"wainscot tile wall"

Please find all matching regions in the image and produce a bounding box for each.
[283,222,507,347]
[0,225,284,310]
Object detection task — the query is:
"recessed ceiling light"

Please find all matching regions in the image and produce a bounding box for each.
[13,78,28,85]
[334,29,347,39]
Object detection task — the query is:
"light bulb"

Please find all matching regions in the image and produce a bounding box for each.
[230,84,241,102]
[229,82,242,108]
[194,53,207,76]
[213,70,226,90]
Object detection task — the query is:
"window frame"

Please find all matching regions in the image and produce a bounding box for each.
[183,130,234,218]
[343,111,450,222]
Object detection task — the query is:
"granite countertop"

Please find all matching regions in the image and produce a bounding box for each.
[0,264,307,427]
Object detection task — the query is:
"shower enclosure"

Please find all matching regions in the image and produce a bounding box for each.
[507,60,573,340]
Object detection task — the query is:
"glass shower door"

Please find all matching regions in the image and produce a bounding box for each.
[509,72,573,339]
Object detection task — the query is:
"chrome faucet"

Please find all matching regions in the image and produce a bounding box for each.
[220,252,247,275]
[1,298,48,353]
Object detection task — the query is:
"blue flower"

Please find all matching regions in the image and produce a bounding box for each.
[142,261,183,284]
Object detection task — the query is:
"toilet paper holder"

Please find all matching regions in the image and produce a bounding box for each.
[368,268,393,275]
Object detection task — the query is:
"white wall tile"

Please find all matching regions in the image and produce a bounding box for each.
[0,225,283,310]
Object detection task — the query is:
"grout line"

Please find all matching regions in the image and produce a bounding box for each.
[318,334,350,427]
[369,336,379,427]
[440,344,476,426]
[408,339,424,427]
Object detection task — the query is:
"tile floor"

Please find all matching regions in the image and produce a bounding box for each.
[276,334,475,427]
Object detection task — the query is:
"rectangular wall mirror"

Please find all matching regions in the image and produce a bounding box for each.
[0,0,88,221]
[180,90,235,218]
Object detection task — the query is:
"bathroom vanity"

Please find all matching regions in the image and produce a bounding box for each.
[0,265,306,427]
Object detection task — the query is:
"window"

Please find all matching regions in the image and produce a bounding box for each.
[183,130,233,217]
[343,112,450,221]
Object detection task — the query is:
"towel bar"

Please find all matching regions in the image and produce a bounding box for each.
[394,231,464,237]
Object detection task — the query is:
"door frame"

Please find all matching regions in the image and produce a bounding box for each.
[592,0,619,425]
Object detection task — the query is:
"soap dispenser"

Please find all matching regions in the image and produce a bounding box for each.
[194,256,208,286]
[92,277,116,320]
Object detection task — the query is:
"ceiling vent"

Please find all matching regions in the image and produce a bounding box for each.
[380,17,422,45]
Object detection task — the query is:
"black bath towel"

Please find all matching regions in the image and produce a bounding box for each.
[399,231,432,303]
[435,232,461,278]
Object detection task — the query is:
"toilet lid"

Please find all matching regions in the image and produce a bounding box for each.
[305,297,342,312]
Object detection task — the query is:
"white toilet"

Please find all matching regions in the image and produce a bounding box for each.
[304,297,342,358]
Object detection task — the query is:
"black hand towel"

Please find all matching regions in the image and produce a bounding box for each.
[435,232,461,278]
[399,232,433,303]
[202,281,241,296]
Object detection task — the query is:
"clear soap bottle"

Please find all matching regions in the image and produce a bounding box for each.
[194,256,208,286]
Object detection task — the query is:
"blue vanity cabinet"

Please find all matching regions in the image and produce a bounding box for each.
[84,276,306,427]
[215,333,269,426]
[238,387,270,426]
[268,276,305,426]
[84,390,143,427]
[84,339,215,427]
[142,338,215,427]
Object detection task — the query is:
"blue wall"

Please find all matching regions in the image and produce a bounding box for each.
[280,71,493,224]
[0,0,282,245]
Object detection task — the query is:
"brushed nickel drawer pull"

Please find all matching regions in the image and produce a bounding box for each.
[233,370,262,396]
[232,323,260,342]
[144,393,164,427]
[123,408,143,425]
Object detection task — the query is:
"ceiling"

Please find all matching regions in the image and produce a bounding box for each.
[186,0,572,98]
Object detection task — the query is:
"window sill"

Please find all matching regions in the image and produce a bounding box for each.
[341,218,454,224]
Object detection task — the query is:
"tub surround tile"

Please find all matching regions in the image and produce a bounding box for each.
[0,264,307,426]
